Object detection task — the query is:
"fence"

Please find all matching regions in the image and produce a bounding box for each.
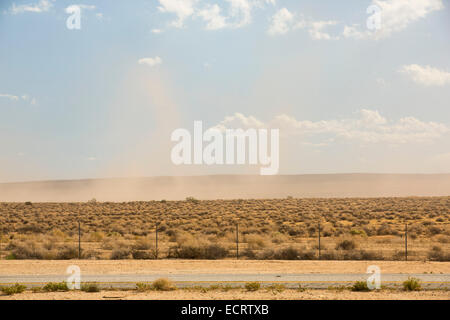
[1,220,448,261]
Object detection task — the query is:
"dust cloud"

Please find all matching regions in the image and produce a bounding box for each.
[1,174,449,202]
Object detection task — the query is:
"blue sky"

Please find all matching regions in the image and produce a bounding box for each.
[0,0,449,182]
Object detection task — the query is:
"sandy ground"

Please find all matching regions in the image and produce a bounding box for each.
[0,260,449,275]
[1,289,448,300]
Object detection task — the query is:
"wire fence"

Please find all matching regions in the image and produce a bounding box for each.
[1,220,448,261]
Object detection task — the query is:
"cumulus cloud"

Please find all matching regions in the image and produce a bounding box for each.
[343,0,444,39]
[374,0,443,37]
[267,8,294,35]
[213,113,265,131]
[197,4,227,30]
[157,0,274,30]
[226,0,253,28]
[138,56,162,67]
[9,0,52,14]
[157,0,197,28]
[213,109,449,145]
[267,8,339,40]
[400,64,450,86]
[308,20,339,40]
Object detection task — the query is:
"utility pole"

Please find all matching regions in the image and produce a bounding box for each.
[236,224,239,260]
[78,221,81,259]
[405,223,408,262]
[318,221,321,260]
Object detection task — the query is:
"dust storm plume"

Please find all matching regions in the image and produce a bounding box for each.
[1,174,450,202]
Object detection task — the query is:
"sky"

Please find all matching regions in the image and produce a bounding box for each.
[0,0,449,182]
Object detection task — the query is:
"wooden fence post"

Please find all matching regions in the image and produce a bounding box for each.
[236,224,239,260]
[78,221,81,259]
[405,223,408,261]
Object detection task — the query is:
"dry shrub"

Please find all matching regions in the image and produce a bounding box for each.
[341,250,383,260]
[168,243,228,259]
[88,232,105,242]
[271,232,288,244]
[1,284,26,295]
[132,238,155,250]
[245,234,268,249]
[110,246,132,259]
[428,246,450,261]
[259,247,314,260]
[435,235,449,244]
[151,278,176,291]
[132,249,156,259]
[336,239,357,250]
[55,245,79,260]
[7,241,44,259]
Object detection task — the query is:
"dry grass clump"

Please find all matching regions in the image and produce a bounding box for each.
[1,284,26,295]
[403,277,421,291]
[244,282,261,291]
[168,242,228,259]
[427,246,450,261]
[151,278,176,291]
[336,239,357,250]
[81,283,100,292]
[43,282,69,292]
[5,241,79,260]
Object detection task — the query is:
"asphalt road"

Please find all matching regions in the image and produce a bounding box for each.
[1,273,449,289]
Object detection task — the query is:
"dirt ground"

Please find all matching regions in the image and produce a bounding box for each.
[0,260,449,275]
[1,288,448,300]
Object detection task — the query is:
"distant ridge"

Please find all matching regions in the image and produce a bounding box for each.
[0,174,449,202]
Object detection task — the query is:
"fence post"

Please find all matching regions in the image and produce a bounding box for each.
[318,221,321,260]
[236,224,239,260]
[155,223,159,260]
[78,221,81,259]
[405,223,408,261]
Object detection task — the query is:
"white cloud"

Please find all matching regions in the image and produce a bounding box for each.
[374,0,443,37]
[157,0,197,28]
[267,9,339,40]
[213,113,265,132]
[308,20,339,40]
[197,4,227,30]
[343,0,444,39]
[157,0,274,30]
[9,0,52,14]
[226,0,253,28]
[77,4,96,10]
[152,28,163,34]
[0,94,19,101]
[138,56,163,67]
[400,64,450,86]
[267,8,294,35]
[342,24,371,40]
[214,109,449,145]
[0,93,36,104]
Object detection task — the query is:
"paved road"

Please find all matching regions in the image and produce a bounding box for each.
[1,273,449,289]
